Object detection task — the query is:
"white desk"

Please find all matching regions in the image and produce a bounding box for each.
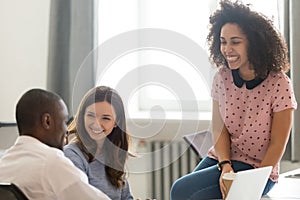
[262,168,300,199]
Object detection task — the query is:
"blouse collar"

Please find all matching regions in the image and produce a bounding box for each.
[231,69,264,90]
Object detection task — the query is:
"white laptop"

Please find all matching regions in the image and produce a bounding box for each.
[226,166,272,200]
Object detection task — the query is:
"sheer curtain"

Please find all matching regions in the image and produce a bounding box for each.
[47,0,96,115]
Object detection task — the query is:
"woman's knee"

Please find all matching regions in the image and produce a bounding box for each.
[170,180,181,200]
[170,178,186,200]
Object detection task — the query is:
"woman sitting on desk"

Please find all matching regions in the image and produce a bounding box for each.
[170,1,297,199]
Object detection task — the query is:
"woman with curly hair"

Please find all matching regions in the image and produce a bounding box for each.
[170,1,297,199]
[64,86,134,200]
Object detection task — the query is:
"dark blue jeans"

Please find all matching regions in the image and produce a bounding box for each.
[170,157,275,200]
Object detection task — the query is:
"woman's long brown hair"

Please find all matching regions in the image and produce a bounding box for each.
[67,86,129,188]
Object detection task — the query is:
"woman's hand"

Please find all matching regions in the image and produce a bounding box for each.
[219,163,234,199]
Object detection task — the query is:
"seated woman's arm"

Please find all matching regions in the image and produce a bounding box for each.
[260,108,294,168]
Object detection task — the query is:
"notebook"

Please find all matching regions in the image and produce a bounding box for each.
[226,166,272,200]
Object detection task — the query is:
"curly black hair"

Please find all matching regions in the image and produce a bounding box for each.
[207,0,289,79]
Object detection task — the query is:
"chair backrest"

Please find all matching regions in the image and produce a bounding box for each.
[182,130,213,158]
[0,183,28,200]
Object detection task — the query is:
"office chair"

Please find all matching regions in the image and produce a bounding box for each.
[0,183,28,200]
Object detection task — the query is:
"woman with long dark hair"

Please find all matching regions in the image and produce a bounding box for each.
[64,86,133,200]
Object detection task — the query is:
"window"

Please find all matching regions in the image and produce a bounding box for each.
[96,0,282,120]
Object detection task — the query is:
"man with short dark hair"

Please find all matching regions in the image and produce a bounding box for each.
[0,88,110,200]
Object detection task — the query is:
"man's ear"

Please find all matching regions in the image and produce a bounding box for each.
[41,113,52,130]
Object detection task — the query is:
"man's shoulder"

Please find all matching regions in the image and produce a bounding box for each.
[44,146,86,179]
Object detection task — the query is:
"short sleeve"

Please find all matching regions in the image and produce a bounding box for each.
[211,69,224,101]
[271,73,297,112]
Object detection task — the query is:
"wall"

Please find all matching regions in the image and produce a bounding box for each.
[0,0,50,122]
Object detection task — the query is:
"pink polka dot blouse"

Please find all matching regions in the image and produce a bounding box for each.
[208,67,297,182]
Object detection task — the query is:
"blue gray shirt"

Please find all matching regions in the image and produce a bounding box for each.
[64,143,134,200]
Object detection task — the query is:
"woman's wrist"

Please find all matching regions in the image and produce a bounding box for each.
[217,160,232,171]
[221,163,233,173]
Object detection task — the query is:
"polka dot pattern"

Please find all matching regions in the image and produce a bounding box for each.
[208,67,297,182]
